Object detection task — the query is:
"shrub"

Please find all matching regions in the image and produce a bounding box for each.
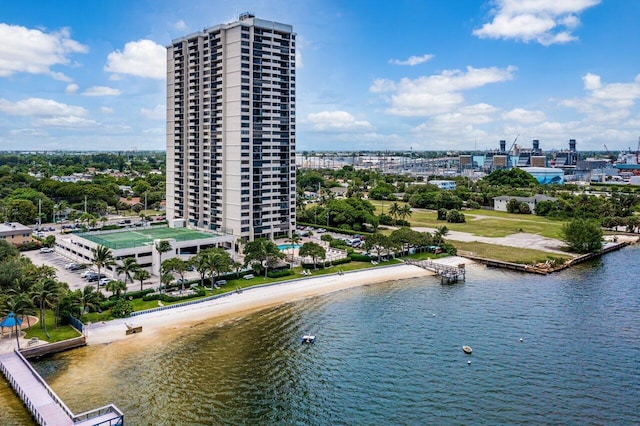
[331,257,352,266]
[329,239,348,249]
[99,300,118,310]
[349,253,371,262]
[437,208,448,221]
[267,269,294,278]
[142,293,162,301]
[446,210,466,223]
[109,288,154,301]
[320,234,333,242]
[466,200,480,209]
[379,214,393,225]
[111,299,133,318]
[160,289,206,302]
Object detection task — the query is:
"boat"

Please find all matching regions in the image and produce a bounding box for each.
[462,345,472,354]
[301,335,316,344]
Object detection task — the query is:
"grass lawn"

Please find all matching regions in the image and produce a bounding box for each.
[24,310,81,343]
[407,209,566,239]
[451,240,571,265]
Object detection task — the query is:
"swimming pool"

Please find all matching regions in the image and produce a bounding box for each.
[278,244,301,251]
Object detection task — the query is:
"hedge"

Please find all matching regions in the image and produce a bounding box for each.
[348,253,372,262]
[142,289,206,303]
[267,269,294,278]
[108,288,154,301]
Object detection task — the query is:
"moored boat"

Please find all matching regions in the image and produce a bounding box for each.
[462,345,472,354]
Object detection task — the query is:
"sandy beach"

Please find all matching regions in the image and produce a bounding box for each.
[87,263,439,346]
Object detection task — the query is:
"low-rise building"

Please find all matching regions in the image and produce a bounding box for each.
[493,195,557,213]
[428,180,457,190]
[0,222,33,246]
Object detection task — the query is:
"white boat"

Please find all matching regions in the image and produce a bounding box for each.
[462,345,472,354]
[301,335,316,344]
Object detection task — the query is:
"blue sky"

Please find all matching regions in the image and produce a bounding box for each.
[1,0,639,152]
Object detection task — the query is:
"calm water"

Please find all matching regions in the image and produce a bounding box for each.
[2,247,640,425]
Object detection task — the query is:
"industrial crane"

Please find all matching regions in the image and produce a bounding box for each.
[508,134,519,168]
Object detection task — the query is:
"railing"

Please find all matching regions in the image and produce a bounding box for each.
[0,357,46,425]
[74,404,124,425]
[68,315,84,334]
[14,349,76,419]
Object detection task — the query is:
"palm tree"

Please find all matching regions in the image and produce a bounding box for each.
[79,286,101,315]
[133,269,151,292]
[191,250,211,288]
[399,204,413,224]
[92,245,115,292]
[284,234,301,263]
[117,258,140,286]
[106,280,127,299]
[388,202,401,224]
[30,279,59,339]
[155,240,173,280]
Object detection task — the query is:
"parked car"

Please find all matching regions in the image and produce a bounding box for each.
[99,278,112,287]
[69,263,86,271]
[64,262,79,269]
[216,280,227,286]
[48,226,55,231]
[86,273,106,282]
[39,247,54,253]
[80,270,96,279]
[316,228,327,233]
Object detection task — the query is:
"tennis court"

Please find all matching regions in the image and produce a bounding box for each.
[80,227,219,250]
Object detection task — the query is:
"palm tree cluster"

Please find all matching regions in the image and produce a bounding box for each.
[388,202,413,225]
[0,240,99,340]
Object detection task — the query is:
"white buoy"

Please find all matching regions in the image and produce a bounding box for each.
[467,360,471,365]
[433,314,436,317]
[520,338,524,343]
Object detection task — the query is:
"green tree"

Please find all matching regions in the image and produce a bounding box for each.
[155,240,173,284]
[388,202,401,225]
[163,257,188,290]
[111,299,133,318]
[92,245,115,292]
[298,242,326,270]
[561,219,603,254]
[30,278,60,339]
[117,258,140,286]
[284,233,301,263]
[133,269,151,292]
[105,280,126,299]
[243,238,285,278]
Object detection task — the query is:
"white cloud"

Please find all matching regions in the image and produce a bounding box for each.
[473,0,601,45]
[389,54,434,66]
[503,108,546,123]
[373,65,516,116]
[0,24,87,79]
[173,20,187,30]
[370,78,396,93]
[0,97,87,117]
[105,39,166,79]
[562,73,640,120]
[306,110,373,132]
[34,116,97,128]
[82,86,121,96]
[65,83,79,94]
[140,104,165,120]
[100,107,114,114]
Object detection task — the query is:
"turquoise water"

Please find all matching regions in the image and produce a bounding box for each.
[278,243,301,250]
[3,246,639,424]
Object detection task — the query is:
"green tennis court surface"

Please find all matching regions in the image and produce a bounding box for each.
[80,227,218,250]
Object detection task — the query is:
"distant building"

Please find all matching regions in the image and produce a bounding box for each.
[520,167,565,185]
[493,195,557,213]
[119,197,143,209]
[118,185,134,195]
[428,180,457,190]
[0,222,33,246]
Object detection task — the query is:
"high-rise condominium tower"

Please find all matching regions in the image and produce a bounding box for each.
[166,13,296,241]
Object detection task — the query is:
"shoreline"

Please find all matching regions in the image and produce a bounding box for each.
[86,262,441,346]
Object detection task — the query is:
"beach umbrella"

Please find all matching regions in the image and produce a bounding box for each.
[0,312,23,349]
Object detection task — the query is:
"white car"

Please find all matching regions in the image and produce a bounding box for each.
[39,247,54,253]
[99,278,112,287]
[80,270,95,279]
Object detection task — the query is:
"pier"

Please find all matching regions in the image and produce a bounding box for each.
[407,259,466,284]
[0,350,123,426]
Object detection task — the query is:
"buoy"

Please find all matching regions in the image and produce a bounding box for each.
[467,360,471,365]
[433,314,436,317]
[520,338,524,343]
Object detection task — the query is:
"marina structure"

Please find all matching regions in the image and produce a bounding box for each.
[166,13,296,241]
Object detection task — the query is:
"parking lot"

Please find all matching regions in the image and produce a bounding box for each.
[23,249,158,293]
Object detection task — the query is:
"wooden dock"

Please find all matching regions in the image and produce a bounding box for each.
[407,259,466,284]
[0,350,123,426]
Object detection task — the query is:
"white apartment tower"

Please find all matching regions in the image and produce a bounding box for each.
[166,13,296,241]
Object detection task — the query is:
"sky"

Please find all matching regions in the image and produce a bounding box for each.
[1,0,639,152]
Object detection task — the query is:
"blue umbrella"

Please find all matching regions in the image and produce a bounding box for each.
[0,312,22,328]
[1,312,24,349]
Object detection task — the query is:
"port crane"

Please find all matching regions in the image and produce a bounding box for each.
[508,134,519,168]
